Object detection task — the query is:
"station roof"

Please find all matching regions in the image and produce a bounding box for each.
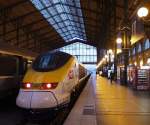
[0,0,142,53]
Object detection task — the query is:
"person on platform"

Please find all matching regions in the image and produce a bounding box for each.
[110,71,114,83]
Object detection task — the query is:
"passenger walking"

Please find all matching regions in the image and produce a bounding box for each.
[110,71,114,83]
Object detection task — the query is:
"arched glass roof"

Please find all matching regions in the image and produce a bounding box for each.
[31,0,86,42]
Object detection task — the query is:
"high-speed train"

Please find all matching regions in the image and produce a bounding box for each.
[16,51,88,110]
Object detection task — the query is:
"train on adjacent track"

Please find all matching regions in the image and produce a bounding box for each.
[16,51,89,110]
[0,54,30,99]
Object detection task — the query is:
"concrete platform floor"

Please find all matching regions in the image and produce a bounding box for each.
[64,74,150,125]
[64,76,97,125]
[96,76,150,125]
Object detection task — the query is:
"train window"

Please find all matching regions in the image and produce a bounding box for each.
[32,52,72,71]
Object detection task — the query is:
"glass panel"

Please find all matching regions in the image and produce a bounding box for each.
[58,22,65,27]
[57,29,63,34]
[48,7,57,16]
[77,9,82,15]
[60,14,68,20]
[42,0,52,7]
[48,18,55,25]
[62,28,67,32]
[55,4,64,13]
[58,42,97,63]
[75,2,80,7]
[53,24,59,30]
[52,0,59,4]
[64,20,70,26]
[30,0,86,42]
[54,15,62,22]
[41,10,49,18]
[31,0,43,9]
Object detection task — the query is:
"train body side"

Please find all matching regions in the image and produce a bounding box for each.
[16,51,88,110]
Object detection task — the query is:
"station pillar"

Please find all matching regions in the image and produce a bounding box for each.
[121,0,131,85]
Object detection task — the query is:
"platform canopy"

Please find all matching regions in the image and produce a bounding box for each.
[0,0,140,53]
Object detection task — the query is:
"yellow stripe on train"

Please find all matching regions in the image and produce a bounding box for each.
[23,57,76,83]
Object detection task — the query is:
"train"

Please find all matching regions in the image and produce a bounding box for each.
[0,54,31,99]
[16,51,89,110]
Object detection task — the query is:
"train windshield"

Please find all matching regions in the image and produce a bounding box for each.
[32,52,72,71]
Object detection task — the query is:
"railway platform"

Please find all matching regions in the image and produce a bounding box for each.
[64,74,150,125]
[64,74,97,125]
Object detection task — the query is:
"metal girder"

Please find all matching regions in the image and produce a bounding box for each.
[81,0,104,46]
[38,39,66,51]
[98,0,112,49]
[95,0,102,44]
[18,24,50,35]
[14,18,23,46]
[1,0,134,52]
[116,3,134,12]
[0,0,28,10]
[0,13,101,38]
[11,19,42,48]
[0,12,99,27]
[5,26,86,43]
[0,1,102,26]
[10,14,53,50]
[97,0,105,48]
[0,1,51,25]
[0,7,11,42]
[6,30,56,44]
[0,18,48,36]
[40,37,64,45]
[4,25,54,42]
[20,39,39,50]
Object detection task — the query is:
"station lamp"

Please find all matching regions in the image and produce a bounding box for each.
[105,55,108,59]
[116,37,123,54]
[116,38,122,44]
[117,49,122,54]
[137,7,149,18]
[140,60,143,67]
[147,58,150,64]
[134,61,137,66]
[137,1,150,22]
[108,49,113,54]
[102,57,106,61]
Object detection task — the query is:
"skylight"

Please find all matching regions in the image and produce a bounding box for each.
[59,42,97,63]
[31,0,87,42]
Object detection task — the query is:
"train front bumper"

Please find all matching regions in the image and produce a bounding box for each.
[16,89,58,109]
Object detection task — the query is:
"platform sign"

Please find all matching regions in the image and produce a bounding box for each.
[137,69,150,90]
